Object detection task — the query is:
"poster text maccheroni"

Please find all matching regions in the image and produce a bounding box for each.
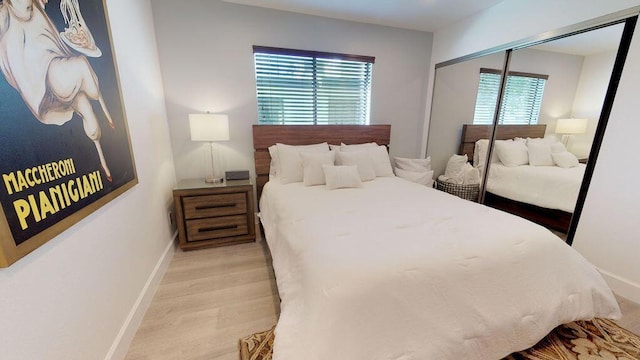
[2,158,104,230]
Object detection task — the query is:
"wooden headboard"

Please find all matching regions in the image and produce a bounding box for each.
[252,124,391,203]
[459,124,546,160]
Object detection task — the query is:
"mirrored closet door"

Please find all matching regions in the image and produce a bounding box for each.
[427,51,505,177]
[426,15,637,244]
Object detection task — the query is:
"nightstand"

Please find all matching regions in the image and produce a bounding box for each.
[173,179,255,250]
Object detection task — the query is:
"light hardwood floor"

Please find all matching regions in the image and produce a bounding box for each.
[125,238,280,360]
[126,237,640,360]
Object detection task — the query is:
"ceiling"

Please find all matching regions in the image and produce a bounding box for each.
[222,0,624,55]
[223,0,505,32]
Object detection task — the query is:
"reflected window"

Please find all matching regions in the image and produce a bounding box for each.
[473,68,548,125]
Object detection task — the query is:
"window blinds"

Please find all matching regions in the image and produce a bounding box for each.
[254,47,374,125]
[473,68,547,125]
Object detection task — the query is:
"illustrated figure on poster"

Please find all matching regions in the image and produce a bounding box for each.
[0,0,114,181]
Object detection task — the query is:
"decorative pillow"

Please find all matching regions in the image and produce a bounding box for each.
[301,151,336,186]
[394,156,431,172]
[268,145,280,180]
[336,150,376,181]
[527,142,554,166]
[323,165,363,190]
[495,140,528,167]
[527,137,558,145]
[340,142,378,151]
[395,168,434,187]
[552,151,579,168]
[276,142,329,184]
[551,142,567,153]
[342,145,394,177]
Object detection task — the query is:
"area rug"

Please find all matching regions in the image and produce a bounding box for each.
[239,318,640,360]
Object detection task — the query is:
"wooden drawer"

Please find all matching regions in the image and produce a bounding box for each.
[186,215,249,242]
[182,193,246,219]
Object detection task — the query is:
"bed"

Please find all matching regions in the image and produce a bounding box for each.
[459,124,582,232]
[486,163,585,213]
[253,124,619,360]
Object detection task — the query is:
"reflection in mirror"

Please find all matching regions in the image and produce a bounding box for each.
[426,52,505,194]
[482,23,624,237]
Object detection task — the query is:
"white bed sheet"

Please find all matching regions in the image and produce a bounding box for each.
[486,163,586,212]
[259,177,619,360]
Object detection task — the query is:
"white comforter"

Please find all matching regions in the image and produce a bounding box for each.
[259,177,619,360]
[486,164,586,212]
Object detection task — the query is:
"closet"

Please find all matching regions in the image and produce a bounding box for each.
[426,14,637,244]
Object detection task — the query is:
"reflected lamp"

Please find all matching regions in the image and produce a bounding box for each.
[556,118,588,149]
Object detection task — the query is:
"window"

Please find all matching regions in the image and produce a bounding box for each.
[472,68,548,125]
[253,46,374,125]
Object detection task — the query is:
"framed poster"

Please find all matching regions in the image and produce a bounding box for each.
[0,0,137,267]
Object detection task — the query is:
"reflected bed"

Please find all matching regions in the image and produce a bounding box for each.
[459,124,581,232]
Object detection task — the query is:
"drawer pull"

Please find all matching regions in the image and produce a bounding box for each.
[195,203,237,210]
[183,193,247,219]
[199,225,238,233]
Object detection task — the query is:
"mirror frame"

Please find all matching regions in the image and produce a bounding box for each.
[566,16,637,245]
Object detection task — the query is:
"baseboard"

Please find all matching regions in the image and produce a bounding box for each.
[598,267,640,304]
[105,232,178,360]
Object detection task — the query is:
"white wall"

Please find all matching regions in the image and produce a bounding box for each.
[0,0,177,359]
[569,51,617,158]
[150,0,433,184]
[427,0,640,302]
[574,34,640,302]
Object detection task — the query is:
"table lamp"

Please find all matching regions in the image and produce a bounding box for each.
[556,118,588,150]
[189,113,230,183]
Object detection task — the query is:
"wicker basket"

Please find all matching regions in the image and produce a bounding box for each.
[435,180,479,202]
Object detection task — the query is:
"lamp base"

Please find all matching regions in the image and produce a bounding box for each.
[205,177,224,184]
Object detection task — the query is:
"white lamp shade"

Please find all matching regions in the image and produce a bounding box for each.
[189,114,230,141]
[556,118,588,134]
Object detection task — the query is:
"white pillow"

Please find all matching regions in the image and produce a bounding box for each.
[527,142,554,166]
[394,156,432,172]
[551,142,567,153]
[473,139,487,168]
[369,146,395,177]
[276,143,329,184]
[395,168,434,187]
[552,151,579,168]
[444,154,468,180]
[473,139,501,168]
[301,151,336,186]
[268,145,280,180]
[495,140,528,167]
[323,165,363,190]
[343,145,394,177]
[336,150,376,181]
[340,142,378,151]
[527,137,558,146]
